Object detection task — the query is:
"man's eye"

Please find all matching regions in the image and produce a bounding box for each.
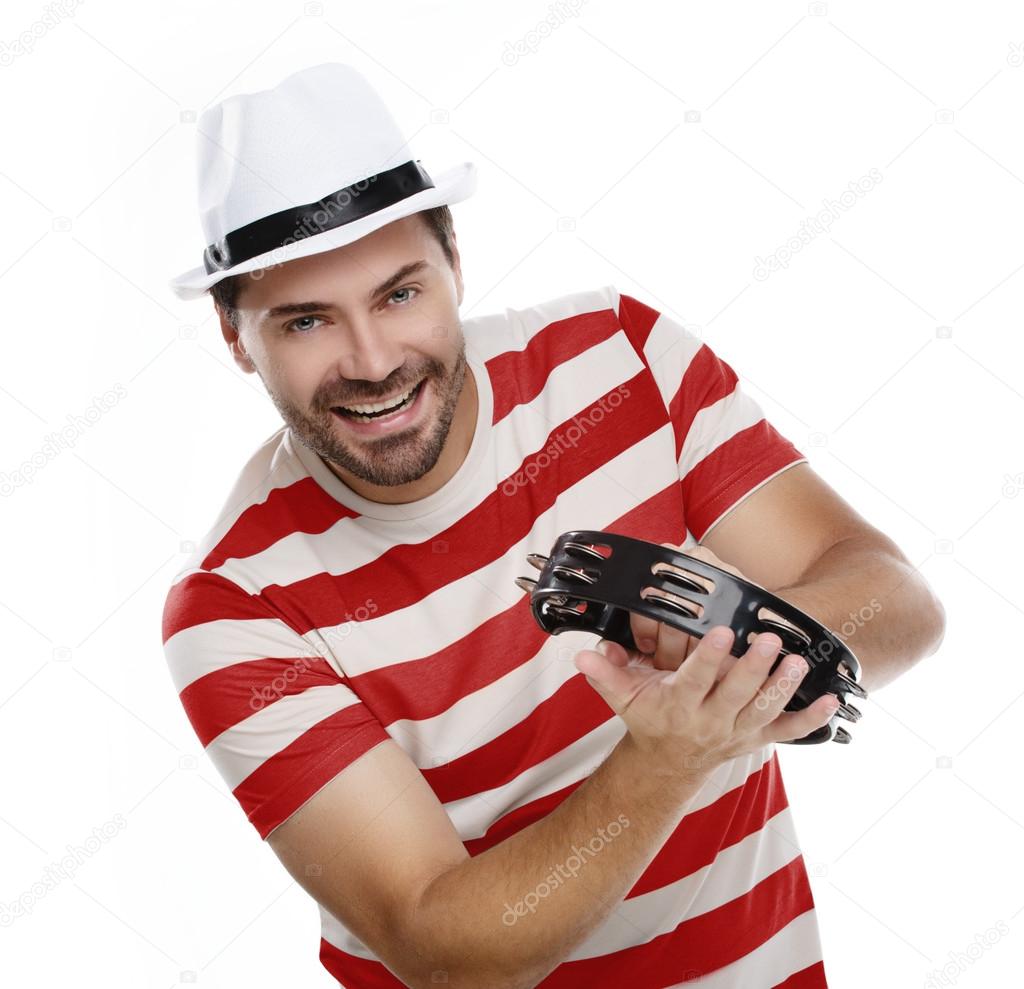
[287,315,324,333]
[387,286,418,306]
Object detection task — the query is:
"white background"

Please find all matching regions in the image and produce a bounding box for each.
[1,0,1022,986]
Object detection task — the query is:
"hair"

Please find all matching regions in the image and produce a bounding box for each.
[209,205,457,330]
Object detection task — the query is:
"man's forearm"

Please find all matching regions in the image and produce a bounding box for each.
[405,734,712,989]
[774,534,946,693]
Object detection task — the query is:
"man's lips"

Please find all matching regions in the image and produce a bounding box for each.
[328,377,429,435]
[329,378,425,415]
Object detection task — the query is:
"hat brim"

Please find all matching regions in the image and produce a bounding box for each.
[168,160,477,301]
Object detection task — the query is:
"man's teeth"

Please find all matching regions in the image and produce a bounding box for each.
[340,381,419,415]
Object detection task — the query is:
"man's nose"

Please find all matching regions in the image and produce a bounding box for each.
[335,314,404,383]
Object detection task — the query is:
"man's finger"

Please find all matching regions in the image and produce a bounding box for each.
[651,624,695,672]
[629,611,660,653]
[574,647,653,712]
[663,624,735,704]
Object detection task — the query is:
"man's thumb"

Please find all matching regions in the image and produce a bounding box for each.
[574,645,633,701]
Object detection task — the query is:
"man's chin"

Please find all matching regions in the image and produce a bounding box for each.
[310,418,445,489]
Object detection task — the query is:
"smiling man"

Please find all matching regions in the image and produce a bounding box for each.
[162,63,945,989]
[216,215,477,502]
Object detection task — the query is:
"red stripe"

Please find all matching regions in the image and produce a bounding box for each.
[320,938,408,988]
[681,422,805,541]
[667,343,738,459]
[773,960,828,988]
[163,369,662,641]
[487,304,621,425]
[349,596,552,734]
[179,655,343,748]
[617,291,661,352]
[535,858,816,987]
[423,670,613,806]
[316,857,816,988]
[464,745,786,897]
[202,476,359,572]
[628,749,788,897]
[234,706,390,838]
[162,570,279,643]
[364,483,688,806]
[172,483,690,820]
[254,370,664,633]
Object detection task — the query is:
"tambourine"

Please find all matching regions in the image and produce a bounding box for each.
[515,530,868,745]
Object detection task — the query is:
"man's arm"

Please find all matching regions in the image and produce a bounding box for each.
[267,731,714,989]
[266,619,835,989]
[699,462,946,693]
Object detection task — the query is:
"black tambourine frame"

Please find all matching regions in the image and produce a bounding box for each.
[515,530,868,745]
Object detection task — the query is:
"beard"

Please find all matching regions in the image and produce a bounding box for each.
[267,336,469,489]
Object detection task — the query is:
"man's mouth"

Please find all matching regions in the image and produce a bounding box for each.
[331,378,425,423]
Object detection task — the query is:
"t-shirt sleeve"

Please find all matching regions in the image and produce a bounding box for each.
[614,286,807,542]
[161,569,391,840]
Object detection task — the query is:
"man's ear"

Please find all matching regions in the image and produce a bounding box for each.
[214,303,255,373]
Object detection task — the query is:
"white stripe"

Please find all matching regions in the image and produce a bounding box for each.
[503,284,620,351]
[443,717,627,839]
[641,309,705,411]
[317,430,682,775]
[678,387,770,480]
[205,683,364,790]
[666,908,823,987]
[321,422,679,677]
[164,426,683,776]
[444,739,773,845]
[168,426,308,581]
[166,287,620,593]
[205,330,645,590]
[164,616,324,692]
[317,745,785,963]
[388,643,585,772]
[567,802,804,960]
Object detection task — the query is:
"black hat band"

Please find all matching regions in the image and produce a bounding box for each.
[202,159,436,275]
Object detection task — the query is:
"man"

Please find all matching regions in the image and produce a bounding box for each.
[162,63,945,988]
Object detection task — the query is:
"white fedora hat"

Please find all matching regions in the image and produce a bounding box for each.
[169,62,477,301]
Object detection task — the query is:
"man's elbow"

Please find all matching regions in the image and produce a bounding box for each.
[923,591,947,658]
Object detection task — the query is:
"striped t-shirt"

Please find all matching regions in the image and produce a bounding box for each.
[161,283,828,988]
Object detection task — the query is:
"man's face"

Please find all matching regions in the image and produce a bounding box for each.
[221,214,471,501]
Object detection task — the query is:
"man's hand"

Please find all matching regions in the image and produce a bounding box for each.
[575,624,839,778]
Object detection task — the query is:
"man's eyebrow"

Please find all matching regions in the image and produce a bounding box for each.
[263,260,431,320]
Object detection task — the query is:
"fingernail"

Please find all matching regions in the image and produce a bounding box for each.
[596,640,610,656]
[710,631,730,648]
[787,659,808,677]
[757,635,781,656]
